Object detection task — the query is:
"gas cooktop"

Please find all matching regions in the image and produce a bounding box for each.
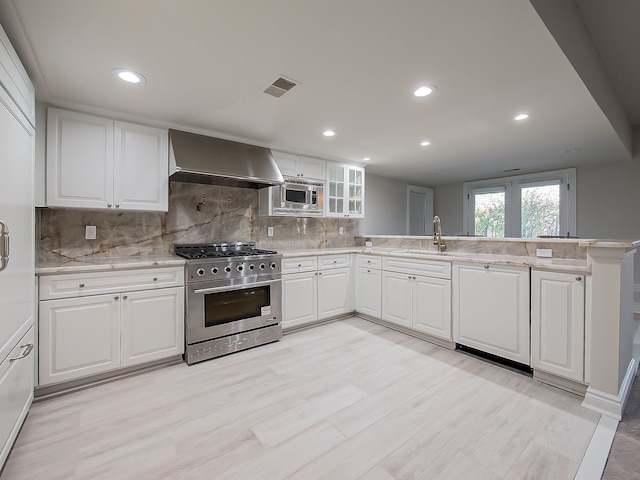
[174,242,278,260]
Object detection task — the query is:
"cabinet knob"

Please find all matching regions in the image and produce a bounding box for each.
[153,277,158,281]
[576,276,582,281]
[114,296,119,300]
[298,264,302,267]
[484,265,489,269]
[408,275,411,279]
[318,272,322,275]
[413,276,417,280]
[79,283,85,288]
[123,295,128,299]
[367,269,371,273]
[107,203,112,208]
[115,204,120,208]
[334,260,337,263]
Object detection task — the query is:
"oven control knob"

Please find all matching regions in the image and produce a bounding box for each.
[196,268,205,276]
[249,264,255,271]
[270,262,277,270]
[237,265,244,272]
[224,266,231,273]
[211,267,218,274]
[259,263,266,270]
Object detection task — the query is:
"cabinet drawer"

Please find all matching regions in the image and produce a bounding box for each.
[383,257,451,279]
[281,256,318,274]
[357,254,381,269]
[318,254,350,270]
[39,267,184,300]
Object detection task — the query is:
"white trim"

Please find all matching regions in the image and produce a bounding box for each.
[406,185,433,235]
[582,357,638,419]
[634,282,640,314]
[574,415,619,480]
[462,168,576,237]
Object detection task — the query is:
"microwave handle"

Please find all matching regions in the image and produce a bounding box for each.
[193,278,280,295]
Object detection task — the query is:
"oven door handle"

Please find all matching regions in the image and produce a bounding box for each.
[193,279,280,295]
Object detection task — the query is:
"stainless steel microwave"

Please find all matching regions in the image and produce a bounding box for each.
[259,177,324,217]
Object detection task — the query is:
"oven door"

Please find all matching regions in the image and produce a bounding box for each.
[185,279,282,345]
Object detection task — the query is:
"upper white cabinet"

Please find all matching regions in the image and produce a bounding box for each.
[46,108,168,211]
[273,150,325,180]
[326,162,365,218]
[453,262,530,365]
[531,270,585,382]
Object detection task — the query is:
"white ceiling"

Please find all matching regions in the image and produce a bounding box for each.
[0,0,633,185]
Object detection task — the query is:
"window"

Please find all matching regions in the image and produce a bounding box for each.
[463,169,575,238]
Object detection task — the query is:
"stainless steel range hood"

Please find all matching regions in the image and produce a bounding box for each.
[169,129,284,189]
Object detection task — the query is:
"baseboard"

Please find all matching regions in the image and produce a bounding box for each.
[533,370,587,397]
[282,312,354,335]
[582,357,638,419]
[354,313,456,350]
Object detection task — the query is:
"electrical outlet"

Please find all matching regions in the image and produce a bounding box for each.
[267,226,274,237]
[339,227,344,235]
[85,225,96,240]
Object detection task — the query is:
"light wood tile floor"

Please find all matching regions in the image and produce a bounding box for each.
[1,318,601,480]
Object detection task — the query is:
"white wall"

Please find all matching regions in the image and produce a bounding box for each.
[433,183,464,235]
[360,174,415,235]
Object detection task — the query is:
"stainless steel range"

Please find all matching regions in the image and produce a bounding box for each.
[174,242,282,365]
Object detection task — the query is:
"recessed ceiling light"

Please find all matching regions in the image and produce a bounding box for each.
[323,130,335,137]
[112,68,146,84]
[363,157,370,162]
[414,85,437,97]
[420,141,431,146]
[514,113,530,121]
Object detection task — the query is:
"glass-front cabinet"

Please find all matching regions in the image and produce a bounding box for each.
[326,162,365,218]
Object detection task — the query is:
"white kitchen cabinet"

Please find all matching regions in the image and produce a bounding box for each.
[381,258,452,340]
[282,270,318,328]
[356,267,382,319]
[531,270,585,382]
[121,287,184,367]
[273,150,325,180]
[453,262,530,365]
[325,162,365,218]
[47,108,168,211]
[39,294,120,385]
[38,267,184,386]
[282,254,352,328]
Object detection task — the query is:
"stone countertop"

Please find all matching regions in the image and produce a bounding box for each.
[280,247,591,273]
[35,254,186,275]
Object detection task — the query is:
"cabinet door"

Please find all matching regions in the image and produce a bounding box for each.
[381,271,413,328]
[531,270,585,381]
[46,108,113,208]
[114,122,168,212]
[282,271,317,328]
[356,267,382,318]
[272,151,300,177]
[39,294,120,385]
[317,267,351,320]
[453,263,530,364]
[0,327,34,467]
[326,163,346,217]
[347,166,364,217]
[120,287,184,367]
[299,156,325,180]
[414,276,452,340]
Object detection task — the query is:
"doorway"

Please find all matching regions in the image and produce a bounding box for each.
[407,185,434,235]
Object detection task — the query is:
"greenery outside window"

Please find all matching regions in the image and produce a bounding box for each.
[463,169,576,238]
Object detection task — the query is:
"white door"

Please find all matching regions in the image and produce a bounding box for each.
[531,270,585,381]
[414,276,452,340]
[0,92,34,356]
[407,185,434,235]
[381,271,413,328]
[453,263,530,364]
[121,287,184,367]
[114,121,168,211]
[39,295,120,385]
[356,267,382,318]
[46,108,113,208]
[317,267,351,319]
[282,271,317,328]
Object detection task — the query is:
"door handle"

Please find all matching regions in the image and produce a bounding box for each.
[0,220,9,272]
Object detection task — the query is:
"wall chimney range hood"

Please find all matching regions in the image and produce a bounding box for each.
[169,129,284,189]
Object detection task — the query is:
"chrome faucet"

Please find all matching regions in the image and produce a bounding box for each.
[433,215,446,252]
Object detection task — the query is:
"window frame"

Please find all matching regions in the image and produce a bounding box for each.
[462,168,576,238]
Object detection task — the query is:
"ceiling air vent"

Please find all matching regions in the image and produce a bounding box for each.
[264,76,298,98]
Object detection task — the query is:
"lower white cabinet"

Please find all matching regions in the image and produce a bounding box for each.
[381,259,452,341]
[356,267,382,319]
[282,255,352,329]
[38,267,184,386]
[531,270,585,382]
[453,262,530,365]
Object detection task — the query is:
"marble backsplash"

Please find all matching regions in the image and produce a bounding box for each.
[355,235,588,259]
[37,182,359,262]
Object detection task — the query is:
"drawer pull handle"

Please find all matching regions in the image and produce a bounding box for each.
[576,276,582,281]
[153,277,158,281]
[79,283,85,288]
[484,265,489,269]
[0,220,9,272]
[10,343,33,362]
